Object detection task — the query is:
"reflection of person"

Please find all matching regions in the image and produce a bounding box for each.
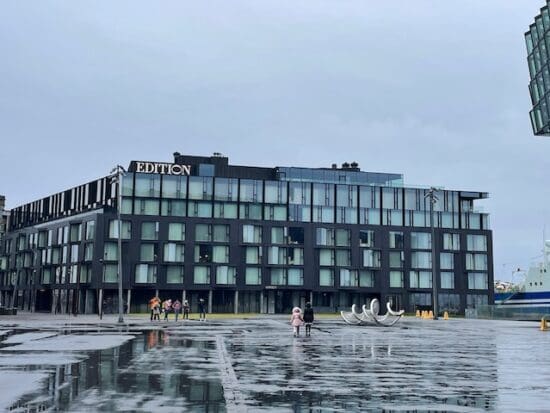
[183,300,190,320]
[290,307,303,337]
[303,302,314,336]
[198,298,206,321]
[173,299,182,321]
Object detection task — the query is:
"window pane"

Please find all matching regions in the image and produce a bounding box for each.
[319,269,334,286]
[390,271,403,288]
[141,222,159,240]
[194,266,210,284]
[411,232,431,249]
[162,175,187,199]
[245,267,261,285]
[166,266,184,283]
[288,268,303,286]
[213,225,229,242]
[195,224,211,242]
[168,223,185,241]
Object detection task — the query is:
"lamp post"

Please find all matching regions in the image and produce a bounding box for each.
[110,165,126,324]
[425,187,439,320]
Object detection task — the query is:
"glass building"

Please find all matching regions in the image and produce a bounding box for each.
[0,154,493,315]
[526,1,550,135]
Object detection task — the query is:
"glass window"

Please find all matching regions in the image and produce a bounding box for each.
[188,201,212,218]
[467,234,487,252]
[164,243,184,263]
[389,271,404,288]
[363,250,381,268]
[121,173,134,196]
[135,174,160,197]
[411,252,431,269]
[389,231,404,249]
[466,254,487,271]
[214,202,238,219]
[336,184,357,207]
[359,230,374,247]
[162,175,187,199]
[288,227,304,244]
[140,244,157,262]
[141,222,159,240]
[216,266,236,284]
[336,250,351,266]
[84,243,94,261]
[289,182,311,205]
[410,271,432,288]
[443,233,460,251]
[134,199,160,215]
[271,227,285,244]
[166,266,184,284]
[213,225,230,243]
[441,272,455,289]
[245,267,261,285]
[195,245,213,263]
[288,268,303,286]
[85,221,95,240]
[212,246,229,263]
[468,273,488,290]
[316,228,334,246]
[466,294,488,308]
[439,293,460,314]
[214,178,238,201]
[239,179,263,203]
[313,183,334,206]
[108,220,132,239]
[135,264,157,283]
[194,266,210,284]
[319,249,334,266]
[245,247,262,264]
[264,205,287,221]
[121,198,133,214]
[168,223,185,241]
[440,253,454,270]
[411,232,431,249]
[360,186,380,208]
[268,246,286,265]
[389,251,404,268]
[319,269,334,286]
[104,243,118,261]
[270,268,286,285]
[339,269,358,287]
[335,229,350,247]
[188,177,213,200]
[239,204,262,220]
[265,181,287,204]
[161,200,186,217]
[70,245,79,263]
[70,224,82,242]
[287,247,303,265]
[359,270,375,287]
[103,264,118,283]
[243,225,262,243]
[313,205,334,223]
[195,224,212,242]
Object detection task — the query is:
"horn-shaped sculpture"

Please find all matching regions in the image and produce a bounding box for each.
[341,298,404,326]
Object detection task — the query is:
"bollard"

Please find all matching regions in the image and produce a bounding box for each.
[541,317,548,331]
[421,310,426,319]
[443,311,449,320]
[416,309,420,317]
[428,310,434,319]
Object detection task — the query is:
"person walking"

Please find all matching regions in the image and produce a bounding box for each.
[173,299,182,322]
[149,296,160,321]
[198,298,206,321]
[303,302,314,336]
[153,300,161,321]
[163,299,173,321]
[183,300,190,320]
[290,307,303,337]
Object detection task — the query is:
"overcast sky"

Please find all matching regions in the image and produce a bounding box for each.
[1,1,548,281]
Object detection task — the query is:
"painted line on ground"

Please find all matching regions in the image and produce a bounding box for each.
[216,334,247,412]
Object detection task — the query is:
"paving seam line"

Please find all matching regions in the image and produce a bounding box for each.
[216,334,247,412]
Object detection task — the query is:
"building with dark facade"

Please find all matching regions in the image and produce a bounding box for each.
[0,195,8,241]
[0,153,493,315]
[526,1,550,135]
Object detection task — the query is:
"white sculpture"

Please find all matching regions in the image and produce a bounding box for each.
[341,298,404,326]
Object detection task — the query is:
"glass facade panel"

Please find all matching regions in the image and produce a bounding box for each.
[389,251,404,268]
[168,223,185,241]
[440,253,454,270]
[194,266,210,284]
[245,267,261,285]
[359,270,375,287]
[362,250,381,268]
[162,175,187,199]
[271,227,285,244]
[335,250,351,266]
[288,268,303,286]
[214,178,238,201]
[164,243,184,262]
[195,224,212,242]
[411,252,431,269]
[188,177,213,200]
[441,272,455,289]
[319,268,334,286]
[443,233,460,251]
[410,271,432,288]
[161,200,186,216]
[243,225,262,243]
[411,232,431,249]
[467,234,487,252]
[166,266,184,284]
[389,231,404,249]
[135,264,157,283]
[265,181,287,204]
[213,203,238,219]
[468,272,488,290]
[389,271,404,288]
[339,269,358,287]
[141,222,159,240]
[135,174,160,197]
[216,266,236,284]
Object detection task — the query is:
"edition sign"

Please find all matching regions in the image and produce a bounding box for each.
[135,162,191,176]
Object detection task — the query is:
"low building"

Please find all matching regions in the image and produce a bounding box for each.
[0,153,493,315]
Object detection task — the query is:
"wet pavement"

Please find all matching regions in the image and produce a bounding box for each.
[0,315,548,412]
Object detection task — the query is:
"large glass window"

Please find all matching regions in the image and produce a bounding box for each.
[161,200,186,217]
[141,222,159,240]
[335,229,350,247]
[243,225,262,243]
[85,221,95,240]
[467,234,487,252]
[339,269,358,287]
[319,249,334,266]
[264,205,287,221]
[245,247,262,264]
[162,175,187,199]
[289,182,311,222]
[336,250,351,266]
[214,178,238,201]
[468,272,488,290]
[389,271,404,288]
[195,245,213,263]
[466,294,488,308]
[84,243,94,261]
[135,174,160,197]
[214,203,238,219]
[411,232,431,249]
[319,269,334,286]
[288,227,304,244]
[360,270,375,287]
[287,247,304,265]
[441,272,455,289]
[440,253,454,270]
[245,267,261,285]
[193,266,210,284]
[288,268,303,286]
[166,266,184,284]
[411,252,432,269]
[103,264,118,283]
[271,268,286,285]
[239,204,262,220]
[164,243,184,263]
[240,180,263,203]
[410,271,432,288]
[268,246,286,265]
[108,220,132,239]
[135,264,157,283]
[443,233,460,251]
[140,244,157,262]
[134,199,160,215]
[389,251,404,268]
[264,181,287,204]
[70,224,82,243]
[188,201,212,218]
[389,231,404,249]
[359,230,374,247]
[188,177,213,200]
[466,254,488,271]
[104,243,118,261]
[213,225,230,243]
[271,227,285,244]
[216,266,236,284]
[195,224,212,242]
[212,246,229,263]
[316,228,334,246]
[363,250,381,268]
[168,223,185,241]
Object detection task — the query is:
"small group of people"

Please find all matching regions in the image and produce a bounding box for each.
[148,296,207,321]
[290,302,315,337]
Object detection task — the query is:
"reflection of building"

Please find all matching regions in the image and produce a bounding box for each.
[0,153,493,315]
[0,195,8,240]
[526,2,550,135]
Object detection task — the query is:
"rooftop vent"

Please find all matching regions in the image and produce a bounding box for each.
[342,162,350,169]
[213,152,224,157]
[331,163,338,169]
[350,161,359,170]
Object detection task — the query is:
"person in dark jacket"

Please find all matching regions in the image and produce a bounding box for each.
[303,302,314,336]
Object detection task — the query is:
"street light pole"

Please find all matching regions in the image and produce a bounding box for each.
[110,165,126,324]
[425,187,439,320]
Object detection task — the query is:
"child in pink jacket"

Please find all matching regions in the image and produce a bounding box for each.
[290,307,303,337]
